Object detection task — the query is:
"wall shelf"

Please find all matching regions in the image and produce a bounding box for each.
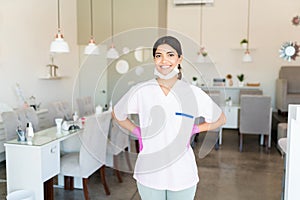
[38,76,66,80]
[231,47,256,51]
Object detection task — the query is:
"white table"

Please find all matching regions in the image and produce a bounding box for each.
[5,127,81,200]
[0,108,50,161]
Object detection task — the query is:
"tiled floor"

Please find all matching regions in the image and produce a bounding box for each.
[0,129,284,200]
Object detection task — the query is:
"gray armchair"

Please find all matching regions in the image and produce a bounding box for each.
[46,101,79,153]
[47,101,73,126]
[76,96,95,117]
[239,95,272,152]
[276,66,300,114]
[1,108,40,141]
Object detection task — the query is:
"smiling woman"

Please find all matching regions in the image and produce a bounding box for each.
[153,36,183,82]
[112,35,225,200]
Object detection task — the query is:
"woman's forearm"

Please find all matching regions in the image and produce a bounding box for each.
[199,112,226,132]
[112,110,137,132]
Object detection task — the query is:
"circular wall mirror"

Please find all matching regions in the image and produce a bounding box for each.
[116,60,129,74]
[134,46,150,62]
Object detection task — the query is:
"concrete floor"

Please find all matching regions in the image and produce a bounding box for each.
[0,129,284,200]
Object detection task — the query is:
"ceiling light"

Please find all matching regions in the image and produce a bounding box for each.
[196,4,209,63]
[84,0,99,55]
[107,44,119,59]
[242,50,252,62]
[107,0,119,59]
[50,0,69,53]
[242,0,252,62]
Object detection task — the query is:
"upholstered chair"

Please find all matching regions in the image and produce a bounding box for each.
[239,95,272,152]
[1,107,40,141]
[106,118,131,181]
[276,66,300,114]
[239,89,263,102]
[47,101,73,126]
[193,90,222,150]
[59,112,112,199]
[128,114,140,153]
[76,96,95,117]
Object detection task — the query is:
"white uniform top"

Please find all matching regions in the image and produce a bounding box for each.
[114,79,222,191]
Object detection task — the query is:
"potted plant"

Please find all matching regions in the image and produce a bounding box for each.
[192,77,198,86]
[226,97,232,106]
[200,47,208,57]
[240,39,248,49]
[237,74,245,87]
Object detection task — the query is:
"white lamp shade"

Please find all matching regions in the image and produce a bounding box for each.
[242,51,252,62]
[107,45,119,59]
[196,54,212,63]
[50,33,70,53]
[84,42,100,55]
[196,54,206,63]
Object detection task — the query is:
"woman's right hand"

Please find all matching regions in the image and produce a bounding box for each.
[132,127,143,152]
[192,124,200,135]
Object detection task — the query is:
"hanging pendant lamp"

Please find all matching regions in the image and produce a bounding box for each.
[84,0,99,55]
[50,0,70,53]
[196,4,208,63]
[242,0,252,62]
[243,50,252,62]
[107,0,119,59]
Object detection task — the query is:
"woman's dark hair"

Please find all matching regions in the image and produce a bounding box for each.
[152,36,183,79]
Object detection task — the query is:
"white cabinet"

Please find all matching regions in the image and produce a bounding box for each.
[0,109,51,157]
[41,143,60,181]
[5,127,79,200]
[223,105,239,129]
[5,141,60,200]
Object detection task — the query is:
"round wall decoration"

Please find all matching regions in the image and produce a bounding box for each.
[115,59,129,74]
[279,41,300,62]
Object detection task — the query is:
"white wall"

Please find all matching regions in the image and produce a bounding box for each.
[0,0,79,109]
[1,0,300,110]
[167,0,300,108]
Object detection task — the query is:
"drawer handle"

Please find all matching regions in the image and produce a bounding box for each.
[50,146,57,153]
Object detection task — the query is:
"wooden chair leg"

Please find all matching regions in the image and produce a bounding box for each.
[135,140,139,153]
[82,178,89,200]
[264,135,267,146]
[124,147,133,172]
[64,176,74,190]
[113,155,123,183]
[239,133,243,152]
[100,166,110,195]
[264,135,271,149]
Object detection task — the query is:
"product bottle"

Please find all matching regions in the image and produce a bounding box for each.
[108,101,113,111]
[26,122,34,144]
[73,112,79,121]
[16,126,26,142]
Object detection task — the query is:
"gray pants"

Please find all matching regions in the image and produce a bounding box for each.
[137,182,197,200]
